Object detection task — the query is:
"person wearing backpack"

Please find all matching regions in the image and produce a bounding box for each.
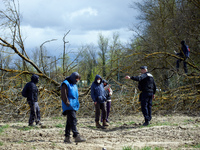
[175,40,190,74]
[22,74,42,126]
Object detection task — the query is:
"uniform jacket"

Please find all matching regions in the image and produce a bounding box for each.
[131,72,156,94]
[91,75,107,103]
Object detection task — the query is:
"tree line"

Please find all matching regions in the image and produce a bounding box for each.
[0,0,200,121]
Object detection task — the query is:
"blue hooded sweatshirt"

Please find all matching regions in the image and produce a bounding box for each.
[91,75,106,103]
[61,72,80,112]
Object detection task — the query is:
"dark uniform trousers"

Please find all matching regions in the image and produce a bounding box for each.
[140,92,153,122]
[28,102,40,125]
[65,110,79,138]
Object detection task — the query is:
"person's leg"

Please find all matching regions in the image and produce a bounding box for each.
[95,103,101,122]
[140,93,149,125]
[147,94,153,122]
[106,101,111,122]
[176,59,180,70]
[183,60,188,74]
[95,103,102,128]
[101,102,109,126]
[68,110,79,138]
[100,102,107,120]
[69,110,86,142]
[28,102,35,126]
[64,111,71,138]
[34,102,41,124]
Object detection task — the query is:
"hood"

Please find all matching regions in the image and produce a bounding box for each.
[65,72,80,84]
[102,79,108,86]
[94,74,102,84]
[31,74,39,84]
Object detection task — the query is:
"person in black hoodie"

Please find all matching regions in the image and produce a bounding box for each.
[22,74,42,126]
[125,66,156,126]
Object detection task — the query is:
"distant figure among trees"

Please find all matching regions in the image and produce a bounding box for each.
[175,40,190,74]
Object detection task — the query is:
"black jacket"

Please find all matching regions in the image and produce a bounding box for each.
[23,74,39,103]
[131,72,156,94]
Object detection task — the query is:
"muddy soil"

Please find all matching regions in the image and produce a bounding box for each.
[0,113,200,150]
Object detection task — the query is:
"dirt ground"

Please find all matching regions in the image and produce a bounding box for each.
[0,113,200,150]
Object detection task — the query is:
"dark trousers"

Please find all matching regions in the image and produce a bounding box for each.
[140,92,153,122]
[28,102,40,125]
[176,58,187,73]
[95,102,106,122]
[65,110,79,138]
[101,101,111,122]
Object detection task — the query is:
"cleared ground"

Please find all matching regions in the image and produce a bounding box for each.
[0,113,200,150]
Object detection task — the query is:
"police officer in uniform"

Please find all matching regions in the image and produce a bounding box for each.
[125,66,156,126]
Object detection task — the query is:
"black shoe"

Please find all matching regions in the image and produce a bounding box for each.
[36,121,43,126]
[143,121,149,126]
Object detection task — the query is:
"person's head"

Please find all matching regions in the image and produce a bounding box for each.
[69,72,81,84]
[94,74,102,84]
[140,66,148,74]
[181,40,185,45]
[31,74,39,84]
[102,79,108,86]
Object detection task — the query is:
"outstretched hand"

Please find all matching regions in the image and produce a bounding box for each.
[125,76,130,79]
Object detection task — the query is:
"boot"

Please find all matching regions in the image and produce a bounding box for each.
[74,134,86,142]
[143,121,149,126]
[64,136,72,143]
[103,119,109,126]
[96,121,102,128]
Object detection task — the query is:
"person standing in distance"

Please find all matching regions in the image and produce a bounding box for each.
[175,40,190,74]
[91,75,109,128]
[125,66,156,126]
[22,74,42,126]
[61,72,86,143]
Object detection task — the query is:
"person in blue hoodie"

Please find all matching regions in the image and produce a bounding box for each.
[61,72,86,143]
[22,74,42,126]
[91,75,109,128]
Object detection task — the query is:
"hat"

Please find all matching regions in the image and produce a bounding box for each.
[140,66,147,69]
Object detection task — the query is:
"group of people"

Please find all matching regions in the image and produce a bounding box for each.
[22,65,156,143]
[23,40,190,143]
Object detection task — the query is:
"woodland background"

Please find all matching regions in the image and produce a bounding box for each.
[0,0,200,122]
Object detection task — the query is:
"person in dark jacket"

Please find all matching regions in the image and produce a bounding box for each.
[22,74,41,126]
[91,75,109,128]
[101,79,113,123]
[176,40,189,74]
[61,72,86,143]
[125,66,156,126]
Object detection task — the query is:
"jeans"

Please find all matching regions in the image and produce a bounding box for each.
[28,102,40,125]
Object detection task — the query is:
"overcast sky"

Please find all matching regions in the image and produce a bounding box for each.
[1,0,140,58]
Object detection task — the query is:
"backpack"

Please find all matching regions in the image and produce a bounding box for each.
[22,84,28,97]
[185,45,190,58]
